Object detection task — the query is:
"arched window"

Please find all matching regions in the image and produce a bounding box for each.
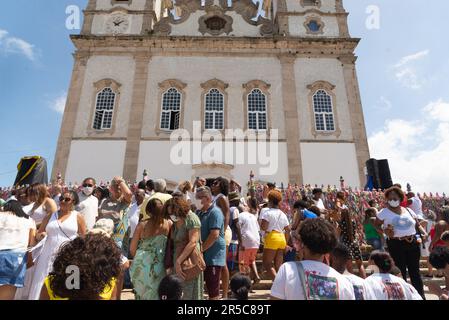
[204,88,224,130]
[93,87,116,130]
[313,89,335,131]
[247,89,267,130]
[160,87,182,131]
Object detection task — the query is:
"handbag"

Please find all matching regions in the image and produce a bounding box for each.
[177,224,206,281]
[405,208,425,248]
[180,245,206,282]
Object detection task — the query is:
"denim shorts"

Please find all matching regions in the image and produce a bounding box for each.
[0,250,27,288]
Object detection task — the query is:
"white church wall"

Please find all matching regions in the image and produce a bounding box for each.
[91,14,144,35]
[288,15,340,37]
[169,11,262,37]
[65,140,127,184]
[143,56,285,139]
[73,55,136,138]
[96,0,147,10]
[294,57,353,141]
[300,142,360,188]
[137,141,289,185]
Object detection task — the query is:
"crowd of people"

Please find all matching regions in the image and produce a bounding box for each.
[1,175,449,300]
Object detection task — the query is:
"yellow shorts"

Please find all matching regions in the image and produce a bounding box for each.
[225,227,232,247]
[264,231,287,250]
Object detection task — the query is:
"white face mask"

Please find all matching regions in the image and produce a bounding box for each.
[170,215,179,222]
[83,187,94,196]
[388,200,400,208]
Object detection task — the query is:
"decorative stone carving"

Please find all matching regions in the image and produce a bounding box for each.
[219,0,261,26]
[153,0,271,35]
[198,6,233,36]
[260,17,275,36]
[304,16,325,35]
[153,18,172,35]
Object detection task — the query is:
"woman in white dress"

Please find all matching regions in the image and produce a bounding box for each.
[28,184,57,228]
[28,190,86,300]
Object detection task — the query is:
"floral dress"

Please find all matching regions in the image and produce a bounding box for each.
[173,212,204,300]
[340,218,362,261]
[130,234,167,300]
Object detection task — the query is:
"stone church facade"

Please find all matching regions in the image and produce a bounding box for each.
[52,0,370,188]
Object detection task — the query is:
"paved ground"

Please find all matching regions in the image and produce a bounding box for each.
[121,288,439,300]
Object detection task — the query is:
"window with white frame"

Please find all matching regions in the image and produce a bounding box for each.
[93,87,116,130]
[205,88,224,130]
[313,89,335,131]
[160,87,181,131]
[248,89,267,130]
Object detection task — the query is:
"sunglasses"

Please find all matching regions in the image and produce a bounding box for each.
[83,183,94,188]
[59,196,73,203]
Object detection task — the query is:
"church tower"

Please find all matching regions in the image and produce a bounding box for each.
[53,0,370,189]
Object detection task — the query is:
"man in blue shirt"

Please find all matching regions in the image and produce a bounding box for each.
[292,200,318,230]
[195,186,226,300]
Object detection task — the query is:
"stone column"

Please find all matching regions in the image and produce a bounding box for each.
[339,54,371,188]
[122,52,151,182]
[51,52,90,182]
[81,0,96,35]
[141,0,154,35]
[335,0,350,37]
[275,0,289,36]
[279,54,303,185]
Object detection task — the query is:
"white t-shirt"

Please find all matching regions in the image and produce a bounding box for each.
[260,208,289,233]
[0,213,36,251]
[344,273,376,300]
[128,201,141,238]
[22,202,35,215]
[313,198,326,211]
[408,197,424,219]
[77,193,99,231]
[238,211,260,249]
[377,207,417,238]
[271,261,355,300]
[365,273,422,300]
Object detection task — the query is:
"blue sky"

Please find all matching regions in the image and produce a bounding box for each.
[1,0,448,193]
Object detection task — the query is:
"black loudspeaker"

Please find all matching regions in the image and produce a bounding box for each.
[378,160,393,190]
[366,159,381,189]
[366,159,393,190]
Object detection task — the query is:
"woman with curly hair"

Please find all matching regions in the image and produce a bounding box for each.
[129,198,172,300]
[40,233,122,300]
[165,197,203,300]
[375,186,427,298]
[260,190,291,280]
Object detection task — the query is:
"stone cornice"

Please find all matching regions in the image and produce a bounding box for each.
[276,10,349,18]
[70,35,360,55]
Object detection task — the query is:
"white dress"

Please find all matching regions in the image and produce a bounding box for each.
[29,204,48,226]
[28,211,79,300]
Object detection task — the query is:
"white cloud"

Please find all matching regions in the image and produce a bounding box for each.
[424,99,449,122]
[394,50,429,68]
[368,99,449,194]
[392,50,429,90]
[0,29,8,40]
[0,28,37,61]
[50,93,67,114]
